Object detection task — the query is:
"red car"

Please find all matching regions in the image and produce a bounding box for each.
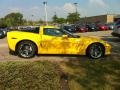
[76,25,88,32]
[96,24,109,31]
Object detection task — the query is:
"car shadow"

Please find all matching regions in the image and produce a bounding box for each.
[101,36,120,43]
[37,54,88,61]
[101,36,120,54]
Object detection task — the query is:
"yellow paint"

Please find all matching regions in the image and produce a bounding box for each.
[7,26,111,56]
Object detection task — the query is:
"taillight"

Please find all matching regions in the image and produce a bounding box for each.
[101,26,105,29]
[81,28,84,30]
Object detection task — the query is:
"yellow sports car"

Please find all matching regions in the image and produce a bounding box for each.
[7,26,111,59]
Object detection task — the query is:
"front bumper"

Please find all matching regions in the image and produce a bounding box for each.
[104,43,111,55]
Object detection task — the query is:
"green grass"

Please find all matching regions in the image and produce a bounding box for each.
[0,61,61,90]
[60,59,120,90]
[0,57,120,90]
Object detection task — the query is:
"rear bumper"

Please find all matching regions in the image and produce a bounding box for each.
[112,32,120,37]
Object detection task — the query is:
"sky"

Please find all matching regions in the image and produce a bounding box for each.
[0,0,120,21]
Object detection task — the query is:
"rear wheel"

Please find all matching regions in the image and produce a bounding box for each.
[87,43,105,59]
[16,41,37,58]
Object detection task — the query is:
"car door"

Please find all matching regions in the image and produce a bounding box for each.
[40,28,65,54]
[39,28,83,54]
[61,36,83,54]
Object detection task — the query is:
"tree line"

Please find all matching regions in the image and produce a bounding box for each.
[0,13,25,27]
[0,12,80,27]
[52,12,80,24]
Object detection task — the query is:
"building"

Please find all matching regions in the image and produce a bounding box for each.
[79,14,119,24]
[114,15,120,22]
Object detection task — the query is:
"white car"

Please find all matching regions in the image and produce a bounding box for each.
[112,20,120,38]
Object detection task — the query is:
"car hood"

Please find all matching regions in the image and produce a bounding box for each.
[79,36,107,44]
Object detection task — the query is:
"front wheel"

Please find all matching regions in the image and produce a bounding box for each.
[17,41,37,58]
[87,43,105,59]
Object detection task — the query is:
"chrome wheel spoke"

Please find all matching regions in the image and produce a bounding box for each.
[20,44,33,57]
[90,45,103,58]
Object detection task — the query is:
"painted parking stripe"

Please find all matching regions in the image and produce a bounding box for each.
[0,44,8,47]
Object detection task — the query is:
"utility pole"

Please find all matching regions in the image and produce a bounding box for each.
[31,15,34,26]
[74,3,78,14]
[74,3,78,23]
[43,1,48,25]
[54,12,57,23]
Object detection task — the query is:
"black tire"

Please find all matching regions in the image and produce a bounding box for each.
[86,43,105,59]
[16,41,37,58]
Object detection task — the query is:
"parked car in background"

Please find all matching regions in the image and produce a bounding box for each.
[86,24,97,32]
[61,24,77,33]
[0,30,5,39]
[18,26,40,33]
[96,23,109,31]
[1,28,9,36]
[112,20,120,38]
[76,24,88,32]
[0,27,9,38]
[106,23,115,30]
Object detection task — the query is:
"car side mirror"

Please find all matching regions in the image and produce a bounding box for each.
[62,35,68,39]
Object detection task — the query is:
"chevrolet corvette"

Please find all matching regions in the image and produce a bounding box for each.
[7,26,111,59]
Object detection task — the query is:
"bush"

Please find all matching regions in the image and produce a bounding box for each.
[0,61,60,90]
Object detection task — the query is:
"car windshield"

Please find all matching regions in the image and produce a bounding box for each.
[90,24,96,27]
[62,29,80,38]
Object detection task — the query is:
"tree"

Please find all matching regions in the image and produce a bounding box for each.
[4,12,24,27]
[56,18,66,24]
[0,18,7,27]
[52,13,58,23]
[52,12,66,24]
[38,19,44,24]
[67,12,80,24]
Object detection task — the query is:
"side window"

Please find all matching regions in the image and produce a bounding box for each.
[44,28,63,37]
[19,27,39,34]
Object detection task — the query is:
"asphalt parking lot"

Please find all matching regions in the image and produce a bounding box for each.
[0,30,120,61]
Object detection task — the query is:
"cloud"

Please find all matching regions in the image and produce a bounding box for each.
[63,3,75,13]
[85,0,110,17]
[4,2,108,21]
[31,6,39,10]
[8,7,21,12]
[89,0,108,8]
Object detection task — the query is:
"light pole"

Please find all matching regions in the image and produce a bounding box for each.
[31,15,34,26]
[74,3,78,14]
[74,3,78,23]
[43,1,48,25]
